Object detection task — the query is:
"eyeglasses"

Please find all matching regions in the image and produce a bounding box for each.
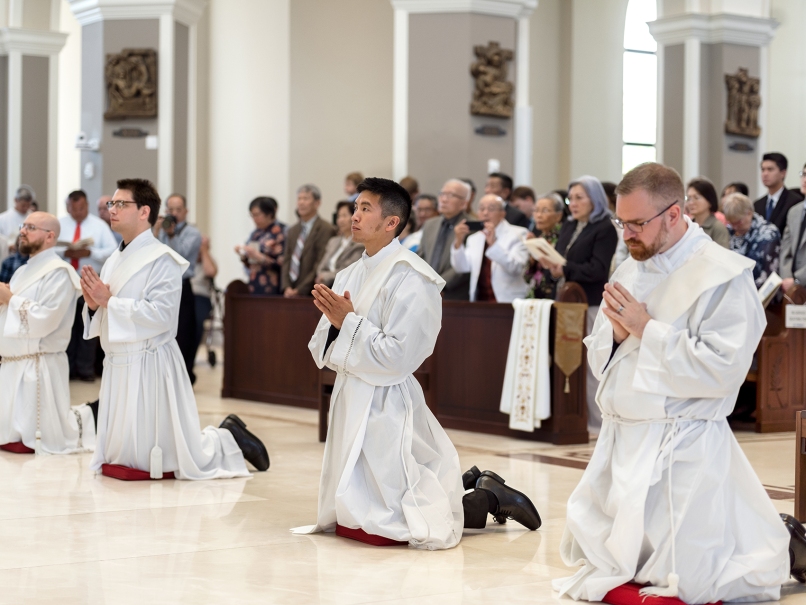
[534,208,560,214]
[106,200,137,210]
[19,224,53,233]
[800,171,806,177]
[611,200,678,233]
[439,191,466,200]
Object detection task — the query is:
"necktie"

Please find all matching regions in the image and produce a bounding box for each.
[766,197,774,221]
[289,224,308,283]
[429,220,452,271]
[70,222,81,270]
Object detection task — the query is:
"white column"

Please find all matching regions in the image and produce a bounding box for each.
[7,50,22,203]
[682,36,701,181]
[187,22,198,223]
[8,0,23,28]
[655,44,665,164]
[158,13,175,196]
[757,43,769,196]
[513,14,532,187]
[392,8,408,181]
[47,53,59,212]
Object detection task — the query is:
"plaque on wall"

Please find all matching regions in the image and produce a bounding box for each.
[470,41,514,119]
[104,48,158,120]
[724,68,760,138]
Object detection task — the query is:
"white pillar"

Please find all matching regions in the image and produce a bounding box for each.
[513,14,532,187]
[7,50,22,203]
[655,44,665,164]
[757,43,769,195]
[187,22,198,223]
[158,12,175,196]
[682,36,701,181]
[392,8,408,181]
[47,52,60,212]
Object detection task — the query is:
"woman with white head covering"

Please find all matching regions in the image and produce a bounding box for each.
[536,175,618,434]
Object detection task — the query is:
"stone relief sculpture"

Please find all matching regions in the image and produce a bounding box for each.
[725,68,760,138]
[470,41,514,118]
[104,49,158,120]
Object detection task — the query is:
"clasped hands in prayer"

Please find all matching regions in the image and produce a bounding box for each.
[0,282,11,305]
[602,282,651,343]
[312,284,354,330]
[80,266,112,310]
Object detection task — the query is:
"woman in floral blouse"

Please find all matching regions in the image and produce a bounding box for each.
[524,192,566,298]
[236,197,286,295]
[724,192,780,288]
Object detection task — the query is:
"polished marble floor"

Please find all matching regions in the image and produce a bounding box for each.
[2,359,804,604]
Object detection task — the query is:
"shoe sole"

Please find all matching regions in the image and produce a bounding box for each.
[225,414,248,430]
[783,514,806,539]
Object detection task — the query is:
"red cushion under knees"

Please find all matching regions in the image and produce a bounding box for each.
[101,464,175,481]
[335,524,408,547]
[0,442,34,454]
[603,583,721,605]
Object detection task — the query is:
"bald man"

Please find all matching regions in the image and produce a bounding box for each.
[0,212,96,454]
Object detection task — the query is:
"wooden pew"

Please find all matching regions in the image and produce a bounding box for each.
[796,410,806,522]
[750,286,806,433]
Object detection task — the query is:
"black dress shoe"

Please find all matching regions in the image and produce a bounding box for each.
[781,514,806,582]
[462,466,481,490]
[219,414,270,471]
[476,474,541,531]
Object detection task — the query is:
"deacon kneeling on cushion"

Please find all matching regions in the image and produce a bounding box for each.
[0,212,95,454]
[296,177,541,549]
[80,178,269,479]
[553,162,806,604]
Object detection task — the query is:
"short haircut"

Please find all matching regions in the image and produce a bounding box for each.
[616,162,685,210]
[297,184,321,201]
[762,152,788,172]
[722,192,754,220]
[445,179,472,201]
[116,178,161,226]
[686,177,720,214]
[460,178,476,194]
[511,186,535,201]
[15,185,34,201]
[601,181,618,209]
[67,190,88,204]
[537,192,565,213]
[489,172,513,194]
[166,193,187,208]
[356,177,411,237]
[399,176,419,196]
[249,196,278,218]
[414,193,438,210]
[345,172,364,186]
[722,182,749,197]
[335,200,355,216]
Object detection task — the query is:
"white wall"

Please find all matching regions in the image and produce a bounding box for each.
[206,0,291,289]
[56,0,81,217]
[767,0,806,188]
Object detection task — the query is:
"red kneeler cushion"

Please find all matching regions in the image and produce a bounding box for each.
[101,464,175,481]
[603,583,721,605]
[0,442,34,454]
[335,524,408,547]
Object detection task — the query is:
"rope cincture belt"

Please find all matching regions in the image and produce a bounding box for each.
[1,352,48,454]
[601,413,718,599]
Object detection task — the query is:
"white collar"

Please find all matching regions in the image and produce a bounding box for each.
[768,186,785,202]
[26,246,58,268]
[121,228,156,256]
[361,238,401,272]
[639,216,709,275]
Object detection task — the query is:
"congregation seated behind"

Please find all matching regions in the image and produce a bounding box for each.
[724,192,780,288]
[237,196,285,296]
[523,192,566,299]
[685,177,730,248]
[315,201,364,288]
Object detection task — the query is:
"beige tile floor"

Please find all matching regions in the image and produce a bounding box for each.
[0,359,802,604]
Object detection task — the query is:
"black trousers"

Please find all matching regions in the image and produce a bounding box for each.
[66,297,97,379]
[176,279,198,385]
[462,489,492,529]
[194,294,212,359]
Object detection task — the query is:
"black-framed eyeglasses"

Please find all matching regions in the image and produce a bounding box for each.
[106,200,137,210]
[19,223,53,233]
[611,200,678,233]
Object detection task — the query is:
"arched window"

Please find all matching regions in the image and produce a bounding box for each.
[622,0,658,174]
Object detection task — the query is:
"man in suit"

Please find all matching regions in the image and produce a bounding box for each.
[753,152,805,234]
[450,194,529,302]
[484,172,530,228]
[417,179,472,300]
[780,198,806,292]
[282,184,336,297]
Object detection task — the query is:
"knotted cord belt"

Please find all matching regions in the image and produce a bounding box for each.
[1,352,47,454]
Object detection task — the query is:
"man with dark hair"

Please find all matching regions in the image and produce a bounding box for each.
[753,152,804,233]
[80,178,269,479]
[158,193,202,384]
[399,175,419,201]
[299,176,540,549]
[555,162,801,603]
[58,189,118,382]
[485,172,530,228]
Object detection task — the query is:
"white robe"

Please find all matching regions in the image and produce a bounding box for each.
[0,248,95,453]
[301,238,465,550]
[554,220,790,604]
[84,229,248,480]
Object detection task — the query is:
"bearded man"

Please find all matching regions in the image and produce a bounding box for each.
[554,162,804,604]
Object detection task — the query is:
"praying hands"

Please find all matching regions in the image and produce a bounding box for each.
[80,266,112,310]
[312,284,354,330]
[601,282,651,343]
[0,282,11,305]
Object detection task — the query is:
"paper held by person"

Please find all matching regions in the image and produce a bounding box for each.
[524,237,566,266]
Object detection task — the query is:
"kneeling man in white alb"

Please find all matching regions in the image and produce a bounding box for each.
[0,212,95,454]
[80,178,268,479]
[554,162,805,604]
